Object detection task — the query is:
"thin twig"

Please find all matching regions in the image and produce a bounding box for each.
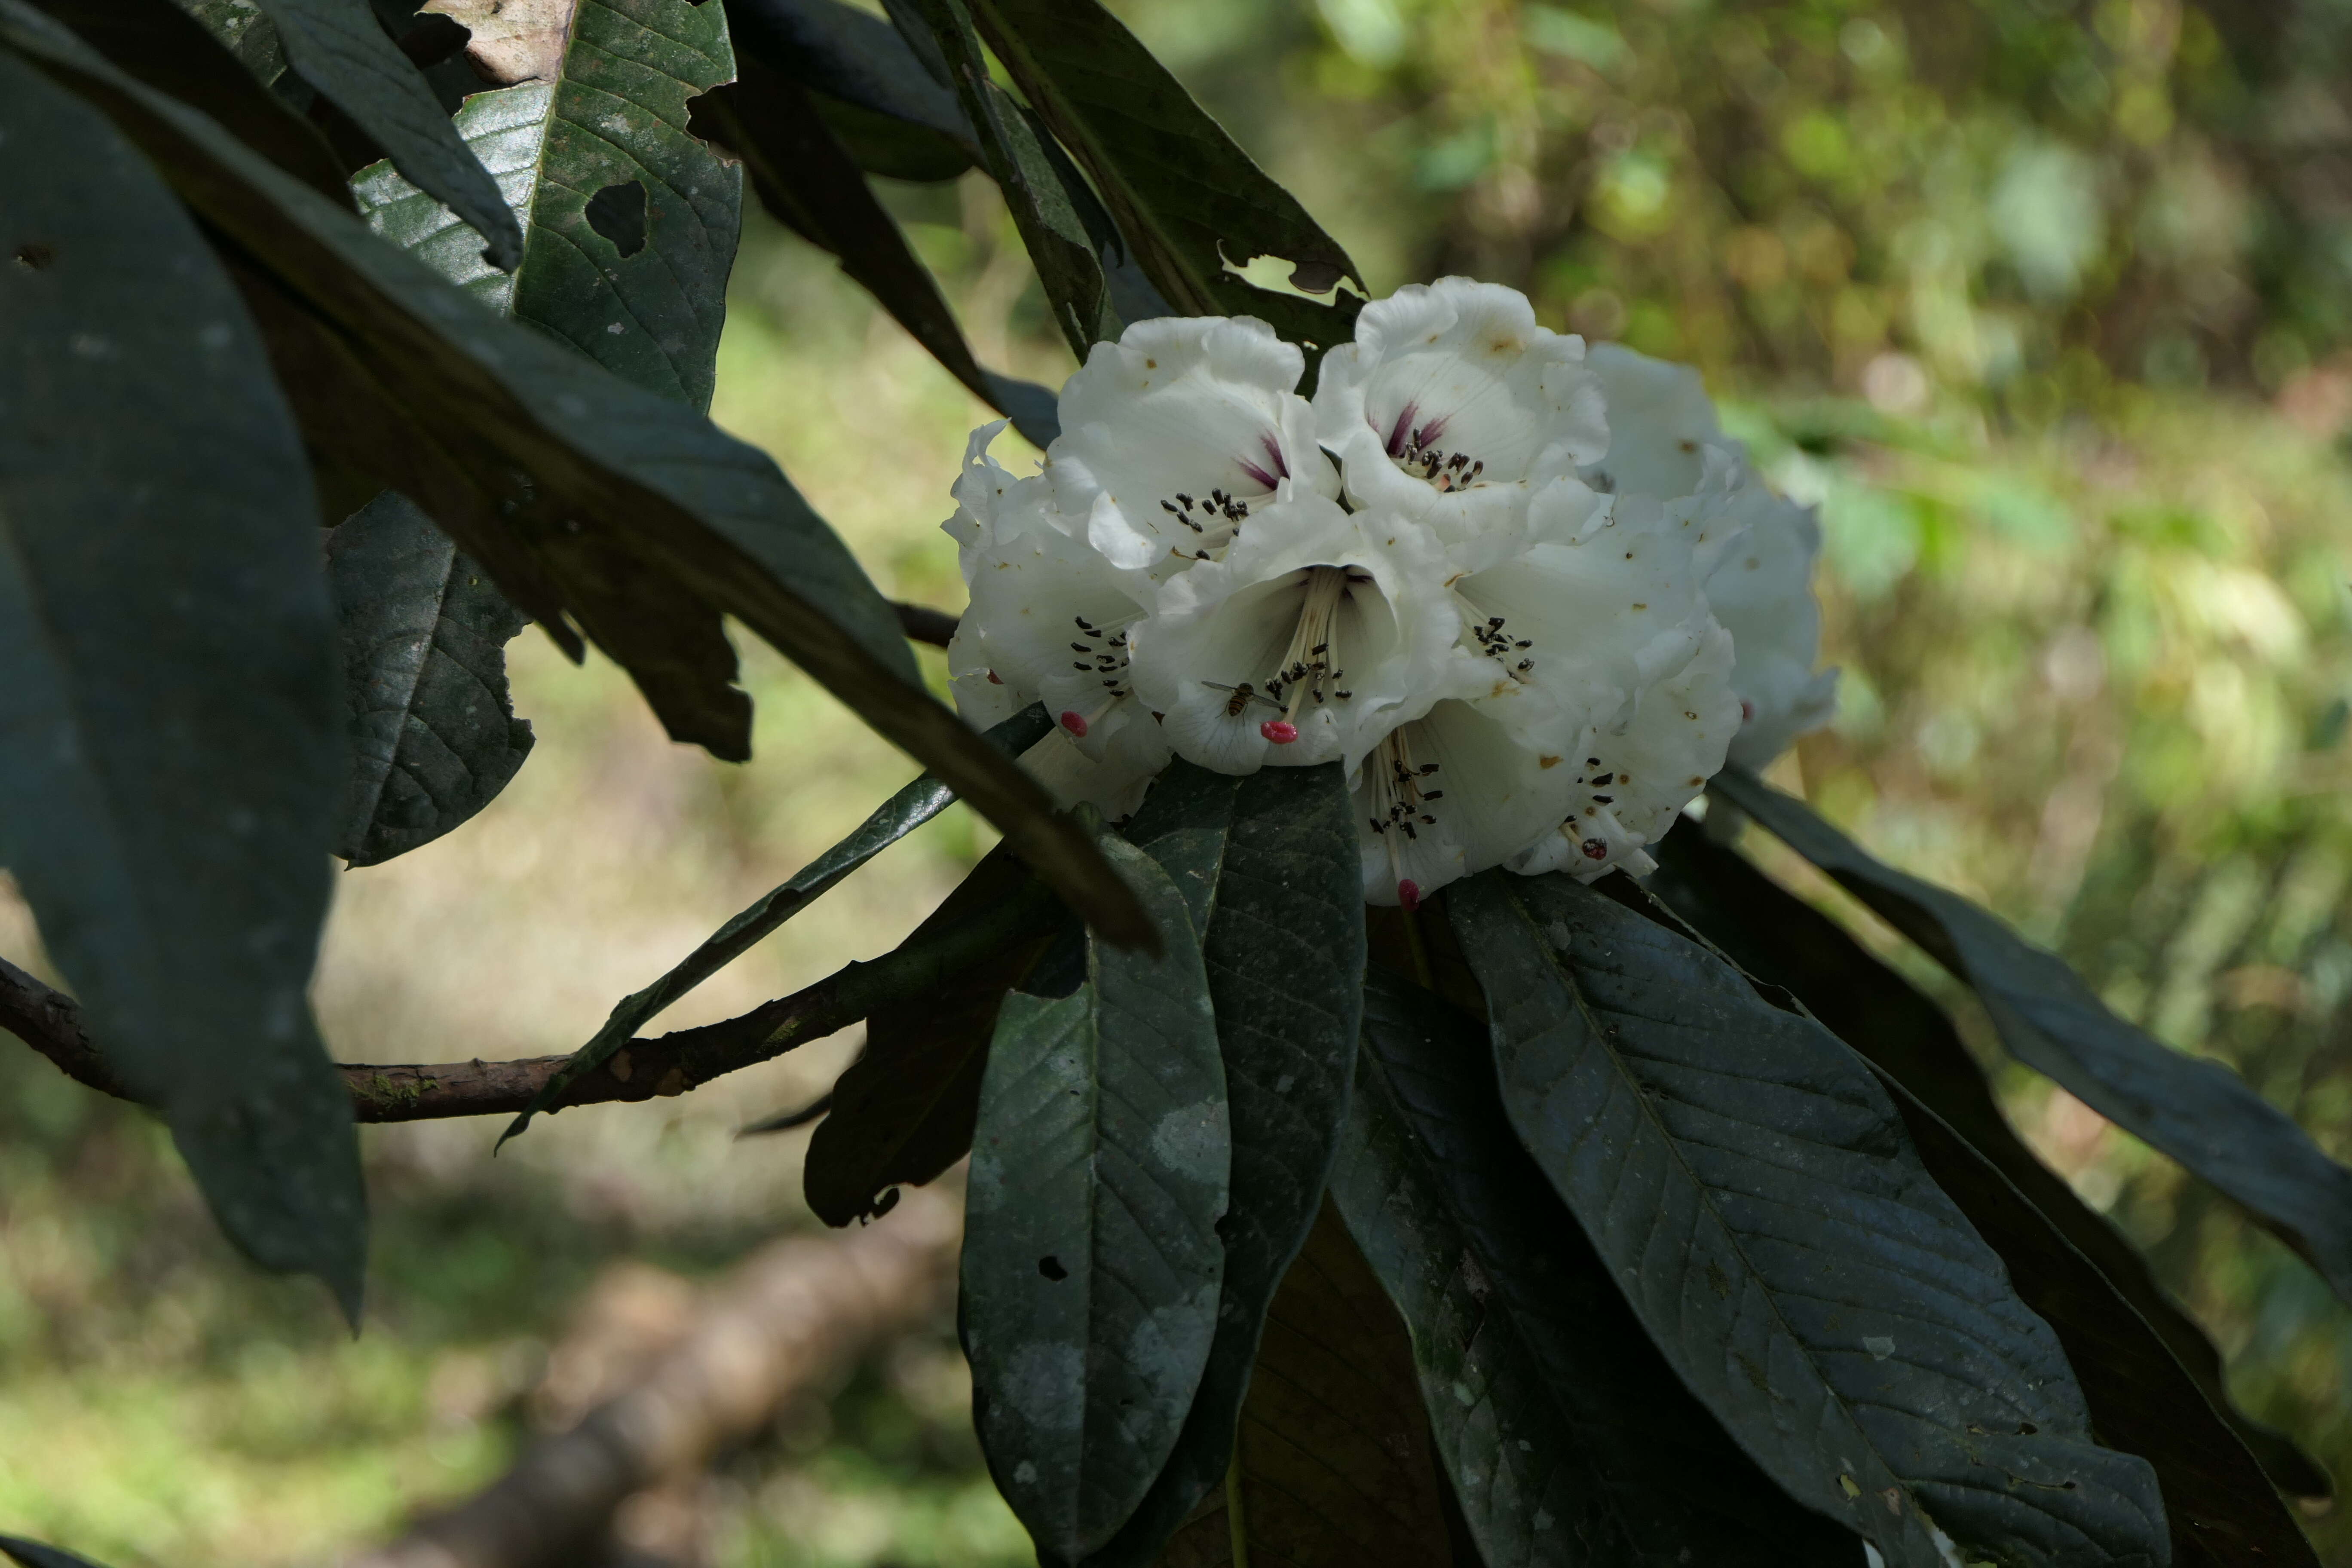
[891,600,960,648]
[0,879,1060,1124]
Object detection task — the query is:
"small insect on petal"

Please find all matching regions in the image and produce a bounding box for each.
[1397,879,1422,913]
[1260,720,1299,744]
[1060,710,1090,738]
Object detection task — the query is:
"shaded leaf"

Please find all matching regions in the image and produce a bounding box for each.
[805,839,1070,1224]
[328,489,534,866]
[1715,766,2352,1311]
[964,833,1228,1562]
[1086,760,1367,1568]
[0,1538,113,1568]
[1,2,1154,947]
[1453,871,2167,1568]
[511,703,1054,1142]
[368,0,743,413]
[697,57,1060,446]
[0,55,364,1314]
[257,0,522,267]
[1647,820,2332,1502]
[967,0,1363,356]
[1155,1199,1455,1568]
[176,0,293,83]
[1332,968,1864,1568]
[724,0,974,154]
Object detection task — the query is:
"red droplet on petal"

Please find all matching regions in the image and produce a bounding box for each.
[1581,837,1610,861]
[1397,879,1422,913]
[986,670,1003,685]
[1060,710,1089,738]
[1740,699,1755,723]
[1260,720,1299,744]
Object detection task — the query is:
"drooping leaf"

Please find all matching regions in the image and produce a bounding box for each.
[1086,760,1367,1568]
[1332,969,1865,1568]
[509,703,1054,1143]
[255,0,523,267]
[1153,1200,1457,1568]
[1,2,1152,948]
[1647,819,2333,1502]
[805,839,1070,1225]
[176,0,293,84]
[1714,766,2352,1310]
[906,0,1171,360]
[697,57,1060,446]
[0,55,364,1314]
[724,0,977,178]
[1452,871,2168,1568]
[0,1537,113,1568]
[965,0,1364,357]
[354,0,743,413]
[963,832,1228,1562]
[327,489,535,866]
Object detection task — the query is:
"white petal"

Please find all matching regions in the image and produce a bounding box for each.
[1357,695,1583,904]
[1706,484,1837,766]
[1580,341,1730,501]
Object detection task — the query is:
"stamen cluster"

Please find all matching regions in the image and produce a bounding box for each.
[945,281,1835,905]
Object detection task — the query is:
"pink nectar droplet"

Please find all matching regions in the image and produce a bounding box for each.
[986,670,1004,685]
[1260,720,1299,744]
[1059,710,1089,738]
[1397,879,1423,913]
[1740,699,1755,723]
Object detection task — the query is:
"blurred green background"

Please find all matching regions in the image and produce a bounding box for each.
[6,0,2352,1559]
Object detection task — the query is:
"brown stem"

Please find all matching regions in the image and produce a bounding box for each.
[0,879,1061,1124]
[891,600,961,649]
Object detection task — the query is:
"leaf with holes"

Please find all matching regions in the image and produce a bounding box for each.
[1332,969,1863,1568]
[2,1,1152,947]
[1647,819,2332,1504]
[327,489,534,866]
[257,0,522,267]
[1081,759,1366,1568]
[0,53,365,1314]
[1152,1200,1457,1568]
[696,57,1059,446]
[509,703,1055,1143]
[805,839,1071,1225]
[963,832,1228,1562]
[1715,766,2352,1311]
[1452,871,2168,1568]
[361,0,744,413]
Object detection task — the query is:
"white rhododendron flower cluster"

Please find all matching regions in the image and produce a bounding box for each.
[944,279,1835,907]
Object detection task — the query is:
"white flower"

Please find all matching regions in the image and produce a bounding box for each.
[1580,342,1839,767]
[1356,687,1582,907]
[1314,279,1607,571]
[1126,494,1476,775]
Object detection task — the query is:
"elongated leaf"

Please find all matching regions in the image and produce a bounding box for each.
[1155,1200,1456,1568]
[510,703,1054,1141]
[698,58,1060,446]
[1454,872,2167,1568]
[1085,760,1366,1568]
[966,0,1363,354]
[178,0,292,83]
[256,0,522,267]
[1333,970,1864,1568]
[908,0,1170,360]
[2,2,1152,947]
[724,0,974,151]
[0,55,364,1314]
[805,839,1069,1223]
[964,833,1228,1562]
[1715,767,2352,1310]
[328,489,534,866]
[0,1538,112,1568]
[1647,821,2332,1501]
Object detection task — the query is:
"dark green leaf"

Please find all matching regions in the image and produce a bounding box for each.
[1086,760,1367,1568]
[964,832,1228,1561]
[808,90,975,181]
[1153,1200,1457,1568]
[1332,969,1863,1568]
[256,0,522,267]
[0,1537,113,1568]
[725,0,974,150]
[2,2,1154,948]
[360,0,741,412]
[1453,871,2167,1568]
[737,1088,832,1134]
[508,703,1053,1142]
[1647,820,2333,1502]
[177,0,293,83]
[697,58,1060,446]
[805,838,1071,1224]
[966,0,1364,355]
[328,489,534,866]
[908,0,1171,359]
[0,55,364,1315]
[1715,765,2352,1311]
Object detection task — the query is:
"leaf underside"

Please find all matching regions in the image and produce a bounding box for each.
[1452,871,2167,1568]
[962,834,1229,1562]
